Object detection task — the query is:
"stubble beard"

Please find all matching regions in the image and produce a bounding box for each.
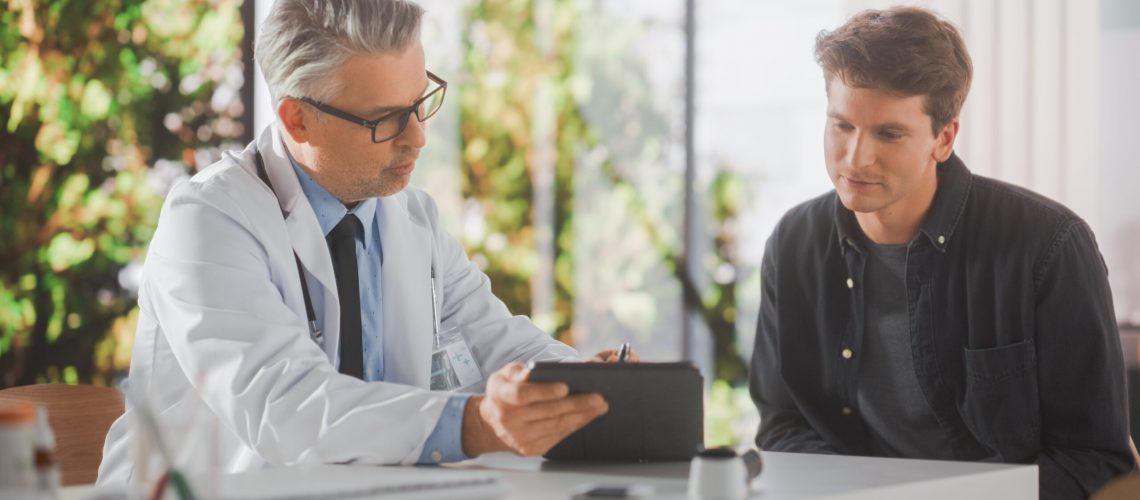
[317,151,413,203]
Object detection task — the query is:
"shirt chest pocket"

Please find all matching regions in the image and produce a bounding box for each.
[960,339,1041,462]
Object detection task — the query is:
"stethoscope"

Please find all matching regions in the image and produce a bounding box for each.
[254,148,323,347]
[252,147,442,350]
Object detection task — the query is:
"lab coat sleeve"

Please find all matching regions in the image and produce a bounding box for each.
[145,178,450,467]
[412,191,580,383]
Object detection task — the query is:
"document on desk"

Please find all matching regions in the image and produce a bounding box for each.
[215,464,507,500]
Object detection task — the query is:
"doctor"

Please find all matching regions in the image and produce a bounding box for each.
[98,0,633,485]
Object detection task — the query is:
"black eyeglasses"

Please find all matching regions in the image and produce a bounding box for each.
[297,71,447,144]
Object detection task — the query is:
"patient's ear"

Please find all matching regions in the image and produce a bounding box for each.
[933,118,959,163]
[277,99,312,144]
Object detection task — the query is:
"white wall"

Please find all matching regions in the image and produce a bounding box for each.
[1099,0,1140,325]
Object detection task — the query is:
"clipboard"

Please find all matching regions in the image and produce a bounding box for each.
[527,361,703,461]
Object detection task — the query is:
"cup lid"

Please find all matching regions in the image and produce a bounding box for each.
[696,446,738,458]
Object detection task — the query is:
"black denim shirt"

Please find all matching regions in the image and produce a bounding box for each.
[749,153,1131,499]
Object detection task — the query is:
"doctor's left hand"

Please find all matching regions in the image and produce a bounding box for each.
[461,362,609,457]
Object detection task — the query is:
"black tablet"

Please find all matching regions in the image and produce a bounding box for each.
[527,361,704,462]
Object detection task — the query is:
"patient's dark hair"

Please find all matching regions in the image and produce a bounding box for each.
[815,6,973,136]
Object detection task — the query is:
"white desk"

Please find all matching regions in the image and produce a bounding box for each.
[450,452,1037,499]
[61,451,1037,499]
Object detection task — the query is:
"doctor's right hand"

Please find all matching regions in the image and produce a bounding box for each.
[461,362,608,457]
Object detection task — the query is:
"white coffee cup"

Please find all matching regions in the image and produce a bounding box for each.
[687,448,748,499]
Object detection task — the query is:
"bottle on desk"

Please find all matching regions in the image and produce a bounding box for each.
[0,403,36,493]
[33,406,60,499]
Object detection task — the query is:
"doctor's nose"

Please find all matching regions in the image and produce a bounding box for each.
[395,114,427,150]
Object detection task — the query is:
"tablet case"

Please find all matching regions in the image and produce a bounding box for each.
[527,361,703,461]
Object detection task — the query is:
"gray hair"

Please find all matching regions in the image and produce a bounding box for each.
[255,0,425,105]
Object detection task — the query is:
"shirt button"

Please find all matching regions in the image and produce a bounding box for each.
[846,278,854,289]
[431,450,442,463]
[842,406,853,416]
[937,235,946,245]
[841,348,854,359]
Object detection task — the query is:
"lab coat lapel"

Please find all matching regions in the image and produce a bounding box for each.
[377,193,435,388]
[255,127,341,362]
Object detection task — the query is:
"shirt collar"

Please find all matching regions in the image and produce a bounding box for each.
[287,151,377,247]
[836,151,973,255]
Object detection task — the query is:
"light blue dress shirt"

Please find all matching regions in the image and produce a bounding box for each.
[289,158,470,464]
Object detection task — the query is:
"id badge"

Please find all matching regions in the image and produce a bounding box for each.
[430,327,483,391]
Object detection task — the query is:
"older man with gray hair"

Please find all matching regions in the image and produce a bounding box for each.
[97,0,625,486]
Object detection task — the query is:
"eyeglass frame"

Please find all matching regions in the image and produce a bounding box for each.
[295,70,447,144]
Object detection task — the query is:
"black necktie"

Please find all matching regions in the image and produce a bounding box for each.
[328,214,364,379]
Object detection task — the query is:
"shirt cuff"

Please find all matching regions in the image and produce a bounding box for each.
[417,394,473,464]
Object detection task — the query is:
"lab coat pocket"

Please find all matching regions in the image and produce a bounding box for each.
[961,339,1040,462]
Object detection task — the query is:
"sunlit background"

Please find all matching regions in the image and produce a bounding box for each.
[2,0,1138,448]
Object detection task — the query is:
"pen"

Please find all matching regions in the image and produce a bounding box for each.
[430,264,440,349]
[617,342,631,363]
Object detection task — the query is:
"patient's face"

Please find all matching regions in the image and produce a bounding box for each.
[301,43,429,203]
[823,79,943,216]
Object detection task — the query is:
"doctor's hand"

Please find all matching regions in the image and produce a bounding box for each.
[591,349,641,363]
[461,362,608,457]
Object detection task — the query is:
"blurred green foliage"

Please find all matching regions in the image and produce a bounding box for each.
[0,0,245,387]
[705,380,758,448]
[460,0,748,383]
[459,0,574,339]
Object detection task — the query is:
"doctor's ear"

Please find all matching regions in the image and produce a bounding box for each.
[277,98,313,144]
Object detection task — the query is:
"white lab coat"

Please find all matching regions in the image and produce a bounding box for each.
[97,125,579,486]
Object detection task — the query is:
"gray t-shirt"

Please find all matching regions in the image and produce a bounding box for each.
[855,239,957,459]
